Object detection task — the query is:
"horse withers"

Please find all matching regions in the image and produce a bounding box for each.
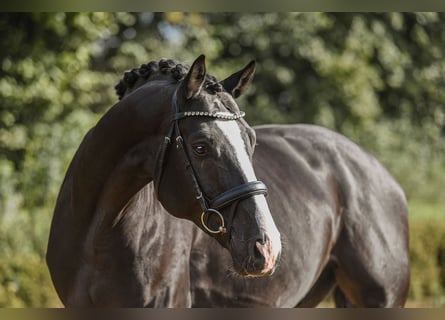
[46,55,409,307]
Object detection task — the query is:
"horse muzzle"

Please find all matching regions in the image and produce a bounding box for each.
[230,223,282,277]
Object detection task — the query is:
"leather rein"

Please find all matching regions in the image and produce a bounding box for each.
[153,86,268,236]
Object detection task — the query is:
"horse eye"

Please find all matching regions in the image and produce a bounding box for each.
[193,145,208,156]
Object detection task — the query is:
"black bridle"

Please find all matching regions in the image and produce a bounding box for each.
[154,86,268,236]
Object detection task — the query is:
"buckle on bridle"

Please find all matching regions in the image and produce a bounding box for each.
[201,209,227,234]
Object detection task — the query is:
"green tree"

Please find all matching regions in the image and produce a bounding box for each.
[0,13,117,256]
[0,14,130,306]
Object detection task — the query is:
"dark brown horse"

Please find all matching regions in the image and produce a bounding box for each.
[46,55,410,307]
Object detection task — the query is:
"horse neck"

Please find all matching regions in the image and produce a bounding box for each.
[70,82,174,249]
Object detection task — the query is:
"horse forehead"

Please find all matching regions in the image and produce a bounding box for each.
[204,117,247,134]
[214,121,250,155]
[214,93,239,111]
[193,91,239,112]
[215,120,256,181]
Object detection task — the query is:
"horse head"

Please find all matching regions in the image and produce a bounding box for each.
[118,55,282,277]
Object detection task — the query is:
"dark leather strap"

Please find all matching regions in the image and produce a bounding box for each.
[175,135,209,213]
[210,181,268,210]
[153,125,175,195]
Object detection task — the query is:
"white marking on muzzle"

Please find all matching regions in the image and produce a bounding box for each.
[215,120,282,272]
[256,236,278,273]
[252,195,282,273]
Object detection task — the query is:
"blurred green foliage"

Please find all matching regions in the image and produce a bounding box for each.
[0,253,60,307]
[0,12,444,307]
[409,213,445,305]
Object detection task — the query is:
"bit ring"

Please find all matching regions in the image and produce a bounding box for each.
[201,209,227,234]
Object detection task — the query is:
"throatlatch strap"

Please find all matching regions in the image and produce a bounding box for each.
[153,124,175,195]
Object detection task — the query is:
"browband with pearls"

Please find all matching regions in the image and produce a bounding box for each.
[172,111,245,121]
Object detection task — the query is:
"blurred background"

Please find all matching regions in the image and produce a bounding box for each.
[0,12,444,307]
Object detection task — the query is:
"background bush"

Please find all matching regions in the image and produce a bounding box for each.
[0,12,444,307]
[409,211,445,306]
[0,254,60,307]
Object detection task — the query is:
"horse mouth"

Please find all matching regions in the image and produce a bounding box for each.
[231,243,280,278]
[235,261,278,278]
[239,268,277,278]
[229,230,281,278]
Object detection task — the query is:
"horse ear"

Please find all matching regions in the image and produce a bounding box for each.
[221,60,256,99]
[180,54,206,100]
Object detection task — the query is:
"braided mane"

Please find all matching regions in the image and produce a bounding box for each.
[115,58,223,100]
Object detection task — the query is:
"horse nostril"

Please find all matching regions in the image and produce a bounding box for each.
[257,236,266,246]
[253,238,266,259]
[245,236,279,276]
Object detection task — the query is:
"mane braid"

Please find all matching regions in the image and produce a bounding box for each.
[115,58,223,100]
